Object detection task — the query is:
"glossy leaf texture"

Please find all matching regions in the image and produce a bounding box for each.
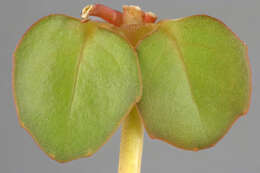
[13,15,141,162]
[137,15,251,150]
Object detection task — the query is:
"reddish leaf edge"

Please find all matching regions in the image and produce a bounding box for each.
[12,14,143,163]
[136,14,252,152]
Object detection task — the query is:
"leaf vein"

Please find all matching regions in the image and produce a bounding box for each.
[160,26,210,142]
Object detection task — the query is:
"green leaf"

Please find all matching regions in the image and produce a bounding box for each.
[13,15,141,162]
[137,15,251,150]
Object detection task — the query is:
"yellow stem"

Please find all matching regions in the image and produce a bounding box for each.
[118,105,144,173]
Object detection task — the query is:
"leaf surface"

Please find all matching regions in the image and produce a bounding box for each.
[137,15,251,150]
[13,15,141,162]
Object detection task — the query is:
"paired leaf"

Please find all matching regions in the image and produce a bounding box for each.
[137,15,251,150]
[14,14,251,162]
[13,15,141,162]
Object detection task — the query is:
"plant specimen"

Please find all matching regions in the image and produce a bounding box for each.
[13,4,251,173]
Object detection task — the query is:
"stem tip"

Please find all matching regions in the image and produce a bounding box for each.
[81,4,94,22]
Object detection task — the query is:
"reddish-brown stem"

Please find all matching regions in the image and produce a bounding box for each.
[81,4,157,26]
[81,4,123,26]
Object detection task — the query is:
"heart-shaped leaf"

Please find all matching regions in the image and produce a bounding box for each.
[137,15,251,150]
[13,15,141,162]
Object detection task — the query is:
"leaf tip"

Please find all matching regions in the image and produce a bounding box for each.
[192,147,199,152]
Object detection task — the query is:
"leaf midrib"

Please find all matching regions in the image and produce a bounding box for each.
[159,25,209,142]
[68,25,98,117]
